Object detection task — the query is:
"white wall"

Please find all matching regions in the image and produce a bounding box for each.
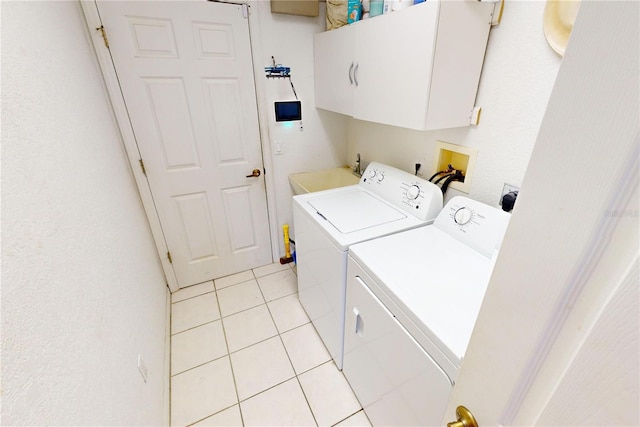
[256,1,563,248]
[253,2,561,249]
[346,1,561,206]
[251,2,349,247]
[2,2,169,425]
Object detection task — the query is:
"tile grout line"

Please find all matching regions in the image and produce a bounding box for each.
[171,280,215,303]
[215,268,299,318]
[218,294,301,326]
[172,264,363,426]
[178,364,364,426]
[173,301,314,374]
[171,288,216,305]
[173,262,293,302]
[249,267,309,421]
[170,353,228,378]
[219,269,257,427]
[174,273,248,426]
[170,318,219,338]
[258,268,321,427]
[184,402,239,427]
[168,265,268,425]
[330,409,369,427]
[214,277,259,293]
[230,267,295,424]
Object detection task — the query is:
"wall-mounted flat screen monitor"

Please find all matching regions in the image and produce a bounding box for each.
[275,101,301,122]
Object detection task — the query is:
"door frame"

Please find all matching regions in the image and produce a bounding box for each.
[80,0,279,292]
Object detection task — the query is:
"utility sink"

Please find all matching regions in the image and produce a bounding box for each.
[289,166,361,195]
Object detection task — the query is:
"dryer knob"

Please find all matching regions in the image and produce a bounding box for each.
[377,173,385,183]
[369,169,377,179]
[454,207,473,225]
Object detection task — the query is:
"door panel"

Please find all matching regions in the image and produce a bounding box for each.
[97,1,271,287]
[193,23,234,59]
[127,17,178,58]
[204,80,247,163]
[222,186,258,251]
[174,192,219,261]
[145,78,200,169]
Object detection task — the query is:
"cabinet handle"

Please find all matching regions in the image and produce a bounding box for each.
[354,63,359,87]
[348,62,354,85]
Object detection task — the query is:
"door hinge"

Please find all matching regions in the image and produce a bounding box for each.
[96,25,109,48]
[242,4,249,18]
[139,159,147,176]
[167,251,173,264]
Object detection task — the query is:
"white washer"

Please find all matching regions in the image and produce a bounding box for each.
[293,162,443,370]
[343,196,510,426]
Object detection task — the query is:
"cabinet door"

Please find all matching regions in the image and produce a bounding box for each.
[353,2,439,130]
[314,25,355,116]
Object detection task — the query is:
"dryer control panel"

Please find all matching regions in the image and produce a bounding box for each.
[359,162,443,222]
[434,196,510,258]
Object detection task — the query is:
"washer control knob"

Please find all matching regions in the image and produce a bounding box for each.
[377,173,385,183]
[454,207,472,225]
[369,169,377,179]
[407,185,420,200]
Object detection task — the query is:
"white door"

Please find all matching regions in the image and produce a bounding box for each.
[442,2,639,425]
[96,1,272,288]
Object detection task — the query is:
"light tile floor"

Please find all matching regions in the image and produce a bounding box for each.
[170,262,371,427]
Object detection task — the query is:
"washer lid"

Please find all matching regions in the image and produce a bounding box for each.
[308,189,406,234]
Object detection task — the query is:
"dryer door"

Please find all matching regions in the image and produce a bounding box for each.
[343,261,453,426]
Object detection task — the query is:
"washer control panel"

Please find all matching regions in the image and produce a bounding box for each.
[434,196,510,258]
[360,162,443,222]
[399,180,433,213]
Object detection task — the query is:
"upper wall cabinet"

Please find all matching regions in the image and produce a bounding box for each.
[314,0,495,131]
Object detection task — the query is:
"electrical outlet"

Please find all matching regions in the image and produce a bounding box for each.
[414,159,425,176]
[500,183,520,206]
[137,354,148,383]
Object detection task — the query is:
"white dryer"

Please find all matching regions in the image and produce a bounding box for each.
[293,162,443,370]
[343,196,510,426]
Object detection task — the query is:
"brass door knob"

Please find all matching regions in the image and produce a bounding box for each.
[447,406,478,427]
[246,168,261,178]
